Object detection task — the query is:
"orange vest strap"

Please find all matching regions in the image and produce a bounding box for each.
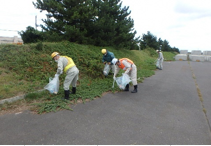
[118,58,134,70]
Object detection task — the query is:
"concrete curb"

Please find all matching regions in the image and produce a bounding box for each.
[0,95,25,104]
[0,89,45,105]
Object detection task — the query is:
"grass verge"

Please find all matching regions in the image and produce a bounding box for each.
[0,42,176,114]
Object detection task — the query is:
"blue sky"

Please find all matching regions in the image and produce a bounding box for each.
[1,0,211,51]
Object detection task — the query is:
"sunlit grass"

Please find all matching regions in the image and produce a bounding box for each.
[0,68,28,100]
[163,51,177,61]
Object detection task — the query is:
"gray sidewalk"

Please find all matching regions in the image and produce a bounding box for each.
[0,61,211,145]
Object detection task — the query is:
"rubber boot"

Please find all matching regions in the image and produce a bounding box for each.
[124,84,129,91]
[70,87,76,94]
[131,85,137,93]
[72,87,76,94]
[64,90,70,100]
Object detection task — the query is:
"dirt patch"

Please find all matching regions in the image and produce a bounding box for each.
[0,104,31,116]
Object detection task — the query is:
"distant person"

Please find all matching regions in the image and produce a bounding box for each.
[101,49,115,76]
[156,50,164,70]
[51,52,79,100]
[112,58,138,93]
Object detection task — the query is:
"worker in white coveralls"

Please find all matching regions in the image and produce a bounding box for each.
[156,50,164,70]
[51,52,79,100]
[112,58,138,93]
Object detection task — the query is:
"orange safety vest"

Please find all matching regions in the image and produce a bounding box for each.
[118,58,134,70]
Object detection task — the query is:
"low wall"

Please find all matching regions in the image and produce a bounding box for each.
[179,50,188,54]
[175,54,188,61]
[0,36,23,44]
[203,51,211,55]
[191,50,202,55]
[189,55,205,62]
[176,50,211,62]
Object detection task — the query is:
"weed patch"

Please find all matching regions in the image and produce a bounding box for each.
[32,97,73,114]
[0,42,175,114]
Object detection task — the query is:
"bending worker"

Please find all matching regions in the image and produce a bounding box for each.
[51,52,79,100]
[101,49,115,76]
[156,50,164,70]
[112,58,138,93]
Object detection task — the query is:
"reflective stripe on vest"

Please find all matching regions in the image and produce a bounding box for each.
[118,58,134,70]
[62,56,76,73]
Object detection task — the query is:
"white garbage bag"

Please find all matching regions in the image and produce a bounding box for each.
[103,63,110,76]
[44,76,59,94]
[156,59,160,69]
[115,73,131,90]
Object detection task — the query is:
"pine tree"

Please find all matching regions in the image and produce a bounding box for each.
[141,31,158,50]
[87,0,139,49]
[88,0,117,46]
[113,2,139,49]
[33,0,97,44]
[33,0,140,49]
[162,40,171,51]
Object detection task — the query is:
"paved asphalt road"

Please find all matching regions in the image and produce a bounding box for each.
[0,61,211,145]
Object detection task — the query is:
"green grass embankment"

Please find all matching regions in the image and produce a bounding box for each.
[0,42,176,113]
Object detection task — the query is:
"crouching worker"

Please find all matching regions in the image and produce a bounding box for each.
[112,58,138,93]
[51,52,79,100]
[101,49,115,76]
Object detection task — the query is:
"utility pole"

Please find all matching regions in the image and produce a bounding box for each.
[160,45,162,51]
[35,15,38,30]
[137,42,141,51]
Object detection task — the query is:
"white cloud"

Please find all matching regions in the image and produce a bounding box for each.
[0,0,46,36]
[122,0,211,51]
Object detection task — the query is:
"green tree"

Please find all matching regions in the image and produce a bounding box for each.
[158,38,163,45]
[33,0,140,49]
[18,26,43,43]
[172,47,179,53]
[88,0,116,46]
[141,31,158,50]
[140,32,180,52]
[113,3,140,50]
[88,0,139,49]
[33,0,97,44]
[162,39,171,51]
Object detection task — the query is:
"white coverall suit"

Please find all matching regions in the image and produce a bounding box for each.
[114,59,137,86]
[158,52,164,70]
[56,56,79,90]
[114,58,138,93]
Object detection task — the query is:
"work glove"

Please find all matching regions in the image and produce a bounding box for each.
[55,74,60,77]
[113,76,116,80]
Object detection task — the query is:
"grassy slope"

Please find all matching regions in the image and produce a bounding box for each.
[0,42,176,113]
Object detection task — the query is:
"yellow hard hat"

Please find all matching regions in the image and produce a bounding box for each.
[51,52,59,58]
[101,49,107,54]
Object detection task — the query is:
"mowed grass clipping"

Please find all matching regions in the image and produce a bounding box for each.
[0,42,176,113]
